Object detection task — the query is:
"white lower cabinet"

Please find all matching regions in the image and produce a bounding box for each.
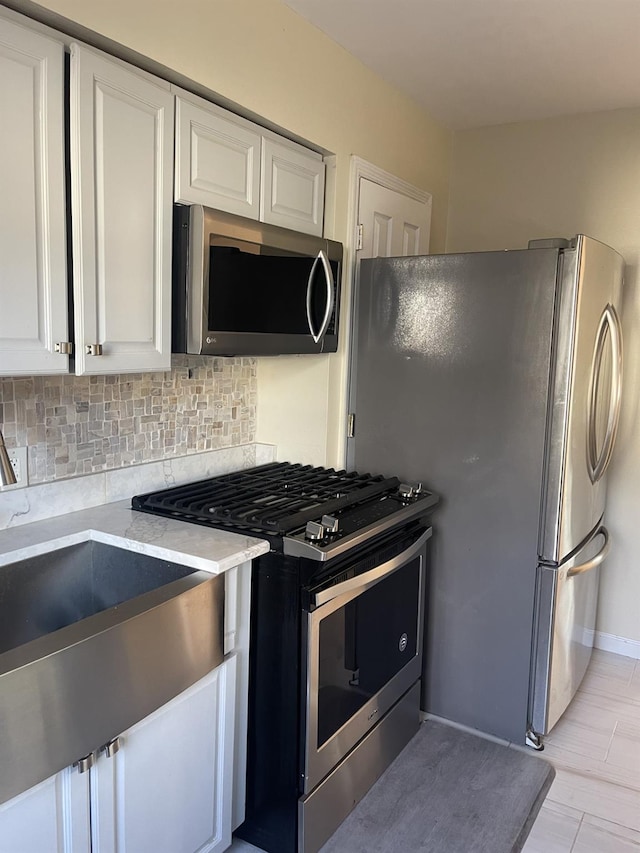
[92,657,236,853]
[0,659,236,853]
[0,766,90,853]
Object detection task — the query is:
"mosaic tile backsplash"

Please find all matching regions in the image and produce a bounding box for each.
[0,355,256,484]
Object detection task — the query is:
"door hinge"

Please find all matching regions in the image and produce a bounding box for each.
[347,413,356,438]
[356,224,363,251]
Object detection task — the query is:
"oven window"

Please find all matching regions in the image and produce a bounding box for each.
[316,557,421,748]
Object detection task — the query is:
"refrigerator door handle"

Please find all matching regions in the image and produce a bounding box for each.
[587,305,623,484]
[567,526,610,577]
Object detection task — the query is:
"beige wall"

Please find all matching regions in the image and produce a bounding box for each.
[447,109,640,644]
[18,0,452,468]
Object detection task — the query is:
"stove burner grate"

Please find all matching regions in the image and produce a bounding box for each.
[132,462,399,535]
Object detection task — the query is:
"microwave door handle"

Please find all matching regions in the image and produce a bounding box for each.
[306,251,335,345]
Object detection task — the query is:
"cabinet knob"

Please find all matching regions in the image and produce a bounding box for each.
[73,752,95,774]
[86,343,103,356]
[100,736,122,758]
[54,341,73,354]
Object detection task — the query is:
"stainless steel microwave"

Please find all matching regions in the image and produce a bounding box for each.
[172,205,343,356]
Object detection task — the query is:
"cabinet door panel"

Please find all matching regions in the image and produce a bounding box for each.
[0,766,90,853]
[0,17,68,375]
[175,95,261,218]
[70,44,173,375]
[92,659,236,853]
[260,137,325,236]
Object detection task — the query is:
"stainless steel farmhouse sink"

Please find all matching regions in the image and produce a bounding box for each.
[0,540,224,805]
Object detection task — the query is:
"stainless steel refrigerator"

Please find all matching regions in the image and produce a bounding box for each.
[348,235,624,745]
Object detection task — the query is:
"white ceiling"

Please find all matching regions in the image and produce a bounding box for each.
[282,0,640,130]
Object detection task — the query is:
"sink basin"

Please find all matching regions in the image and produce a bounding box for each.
[0,540,224,806]
[0,540,196,653]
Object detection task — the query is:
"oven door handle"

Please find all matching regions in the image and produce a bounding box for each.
[312,527,432,608]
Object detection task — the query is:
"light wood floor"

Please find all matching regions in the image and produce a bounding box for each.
[231,648,640,853]
[522,649,640,853]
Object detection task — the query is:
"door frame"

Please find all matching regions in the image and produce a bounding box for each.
[338,157,432,469]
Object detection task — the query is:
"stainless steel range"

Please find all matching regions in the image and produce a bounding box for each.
[132,462,438,853]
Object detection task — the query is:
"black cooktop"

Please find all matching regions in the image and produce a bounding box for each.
[132,462,439,556]
[132,462,394,532]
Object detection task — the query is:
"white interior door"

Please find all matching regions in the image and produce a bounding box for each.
[357,177,431,259]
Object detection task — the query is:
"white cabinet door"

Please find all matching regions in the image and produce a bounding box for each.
[0,16,68,376]
[0,766,90,853]
[260,136,325,236]
[69,44,173,375]
[175,94,261,219]
[91,658,237,853]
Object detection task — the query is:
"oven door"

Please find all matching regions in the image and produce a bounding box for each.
[302,526,430,795]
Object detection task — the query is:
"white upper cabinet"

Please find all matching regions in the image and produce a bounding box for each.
[174,91,325,236]
[0,17,69,375]
[175,93,261,218]
[69,44,174,375]
[261,135,325,237]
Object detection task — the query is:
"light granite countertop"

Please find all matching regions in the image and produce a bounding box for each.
[0,499,271,573]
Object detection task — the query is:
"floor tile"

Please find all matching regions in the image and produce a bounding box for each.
[543,739,640,792]
[563,688,640,728]
[520,800,582,853]
[544,699,615,761]
[580,651,640,704]
[606,720,640,777]
[628,662,640,702]
[590,649,636,677]
[573,816,640,852]
[546,766,640,832]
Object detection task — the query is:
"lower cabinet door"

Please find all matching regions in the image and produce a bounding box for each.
[0,766,90,853]
[91,658,237,853]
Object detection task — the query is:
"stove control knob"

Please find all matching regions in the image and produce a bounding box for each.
[305,521,326,541]
[398,482,423,500]
[321,514,340,535]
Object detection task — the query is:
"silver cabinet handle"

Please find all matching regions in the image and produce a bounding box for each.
[567,526,610,577]
[86,343,103,356]
[99,736,122,758]
[306,250,335,345]
[73,752,95,774]
[587,305,623,483]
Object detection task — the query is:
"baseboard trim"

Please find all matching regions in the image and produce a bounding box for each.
[594,631,640,660]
